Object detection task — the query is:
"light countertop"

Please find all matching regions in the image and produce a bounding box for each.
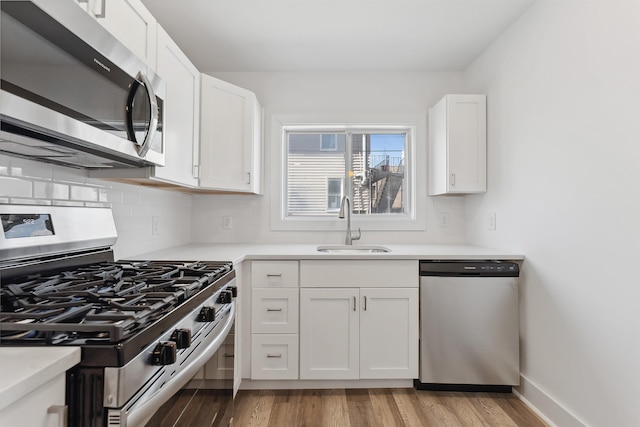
[0,347,81,411]
[129,243,524,264]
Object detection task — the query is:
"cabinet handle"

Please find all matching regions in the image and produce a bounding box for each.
[267,353,282,358]
[266,308,283,312]
[48,405,68,427]
[451,173,456,186]
[247,172,251,184]
[353,296,357,311]
[266,274,282,277]
[363,296,367,311]
[223,353,234,358]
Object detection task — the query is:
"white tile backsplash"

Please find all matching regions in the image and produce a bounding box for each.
[0,176,32,198]
[0,154,193,259]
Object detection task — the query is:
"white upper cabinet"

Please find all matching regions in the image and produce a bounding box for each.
[152,25,200,187]
[428,94,487,195]
[83,0,157,67]
[199,74,263,194]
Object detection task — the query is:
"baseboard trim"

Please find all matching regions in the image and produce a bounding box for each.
[514,375,586,427]
[240,378,413,390]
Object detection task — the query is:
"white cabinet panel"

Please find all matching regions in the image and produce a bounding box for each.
[199,74,263,194]
[151,25,199,186]
[360,288,418,379]
[0,374,66,427]
[429,94,486,195]
[251,261,299,287]
[252,288,299,334]
[251,334,298,380]
[89,0,157,66]
[299,260,417,288]
[299,288,359,380]
[299,287,418,381]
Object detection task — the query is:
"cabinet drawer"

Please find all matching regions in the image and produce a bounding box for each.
[300,260,418,287]
[251,261,299,287]
[251,334,299,380]
[252,288,299,333]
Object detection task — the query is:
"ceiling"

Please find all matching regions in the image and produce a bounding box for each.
[140,0,535,72]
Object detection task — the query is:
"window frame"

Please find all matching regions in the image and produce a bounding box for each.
[270,114,426,232]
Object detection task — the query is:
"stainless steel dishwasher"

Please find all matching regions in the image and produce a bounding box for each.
[416,260,520,392]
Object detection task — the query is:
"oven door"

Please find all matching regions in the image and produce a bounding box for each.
[145,324,236,427]
[120,303,235,427]
[0,0,165,168]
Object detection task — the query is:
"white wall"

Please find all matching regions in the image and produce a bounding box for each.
[0,154,193,260]
[463,1,640,426]
[192,71,469,244]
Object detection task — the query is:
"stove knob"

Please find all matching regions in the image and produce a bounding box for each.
[227,286,238,297]
[217,290,233,304]
[170,328,192,349]
[197,306,216,322]
[151,341,177,365]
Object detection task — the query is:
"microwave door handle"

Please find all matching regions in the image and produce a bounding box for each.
[126,71,158,158]
[136,71,159,158]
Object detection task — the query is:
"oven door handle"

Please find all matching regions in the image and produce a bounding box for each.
[124,303,235,427]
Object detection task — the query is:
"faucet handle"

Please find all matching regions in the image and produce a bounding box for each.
[352,228,362,241]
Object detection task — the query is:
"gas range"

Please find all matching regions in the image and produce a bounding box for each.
[0,205,236,426]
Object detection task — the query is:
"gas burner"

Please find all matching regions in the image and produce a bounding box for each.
[0,260,233,343]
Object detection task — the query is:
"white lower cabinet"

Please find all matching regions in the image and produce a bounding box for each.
[252,288,299,334]
[0,373,66,427]
[250,260,299,380]
[299,287,418,380]
[251,334,299,380]
[299,288,360,380]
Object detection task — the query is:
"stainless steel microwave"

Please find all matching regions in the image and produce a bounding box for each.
[0,0,165,169]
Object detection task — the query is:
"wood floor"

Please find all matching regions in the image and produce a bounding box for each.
[232,388,548,427]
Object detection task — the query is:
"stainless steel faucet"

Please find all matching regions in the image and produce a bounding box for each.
[338,195,361,245]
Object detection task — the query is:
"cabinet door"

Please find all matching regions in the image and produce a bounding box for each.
[90,0,157,66]
[299,288,359,380]
[0,373,66,427]
[447,94,486,193]
[428,94,486,195]
[152,26,200,187]
[199,74,263,194]
[360,288,419,379]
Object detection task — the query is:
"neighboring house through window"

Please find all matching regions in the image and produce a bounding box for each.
[285,127,410,218]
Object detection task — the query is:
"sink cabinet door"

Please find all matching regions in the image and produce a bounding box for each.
[299,288,359,380]
[359,288,419,379]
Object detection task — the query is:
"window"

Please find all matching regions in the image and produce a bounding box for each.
[320,134,338,151]
[327,177,343,212]
[285,127,409,218]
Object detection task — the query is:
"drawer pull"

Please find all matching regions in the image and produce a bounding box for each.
[266,274,282,277]
[266,308,283,312]
[223,353,234,358]
[267,353,283,358]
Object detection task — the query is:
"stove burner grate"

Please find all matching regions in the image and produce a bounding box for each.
[0,260,232,343]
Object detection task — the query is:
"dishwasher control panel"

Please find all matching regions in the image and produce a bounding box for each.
[419,260,519,277]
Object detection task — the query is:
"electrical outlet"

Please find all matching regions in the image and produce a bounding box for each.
[152,216,160,235]
[488,212,496,230]
[438,212,449,227]
[223,216,232,230]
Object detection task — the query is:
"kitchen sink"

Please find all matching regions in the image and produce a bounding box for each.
[316,245,391,253]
